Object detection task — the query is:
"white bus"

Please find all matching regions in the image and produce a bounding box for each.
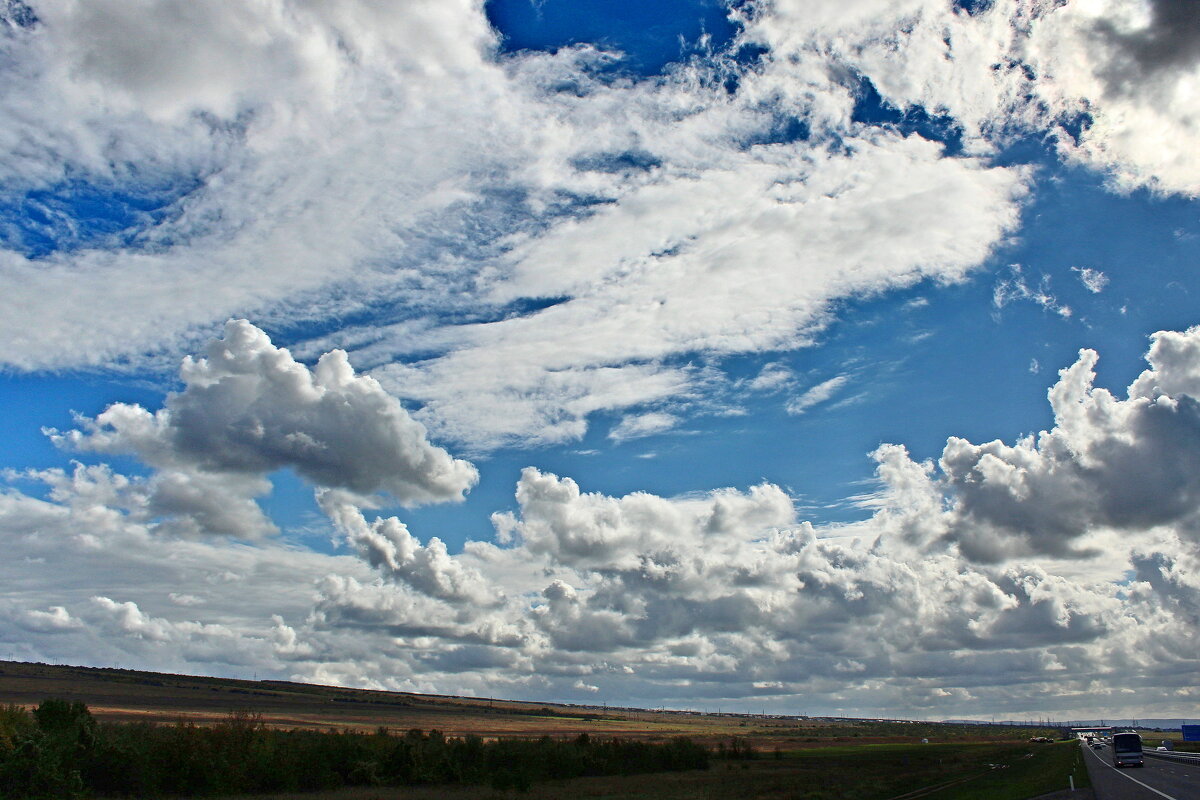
[1111,732,1143,768]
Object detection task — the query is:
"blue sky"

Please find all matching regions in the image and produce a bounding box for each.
[2,0,1200,720]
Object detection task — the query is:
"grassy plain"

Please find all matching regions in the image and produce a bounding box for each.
[209,742,1087,800]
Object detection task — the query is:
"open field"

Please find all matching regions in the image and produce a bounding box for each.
[0,660,1059,750]
[210,741,1087,800]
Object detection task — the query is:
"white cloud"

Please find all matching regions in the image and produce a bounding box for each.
[993,264,1071,317]
[0,0,1198,720]
[15,605,82,633]
[1026,0,1200,196]
[747,363,794,393]
[608,412,679,443]
[1072,266,1110,293]
[319,489,497,606]
[0,0,1193,455]
[52,320,478,519]
[491,467,796,571]
[874,324,1200,562]
[0,0,1031,453]
[374,132,1026,448]
[5,320,1200,718]
[0,0,527,369]
[786,375,849,415]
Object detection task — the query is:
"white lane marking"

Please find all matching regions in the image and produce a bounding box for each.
[1086,743,1180,800]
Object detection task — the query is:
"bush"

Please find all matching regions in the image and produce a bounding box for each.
[0,700,101,799]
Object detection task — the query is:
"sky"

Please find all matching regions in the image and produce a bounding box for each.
[1,0,1199,722]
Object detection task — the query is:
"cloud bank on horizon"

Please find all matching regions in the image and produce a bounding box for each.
[1,0,1199,719]
[4,321,1200,717]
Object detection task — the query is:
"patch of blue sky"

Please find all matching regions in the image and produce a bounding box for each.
[258,469,338,551]
[734,112,810,150]
[485,0,740,77]
[0,0,37,30]
[0,373,160,505]
[0,179,193,258]
[952,0,995,16]
[571,150,663,174]
[851,76,964,155]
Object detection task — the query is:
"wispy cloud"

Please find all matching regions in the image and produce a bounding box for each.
[747,363,795,393]
[786,375,849,415]
[608,412,679,443]
[1072,266,1110,294]
[993,265,1072,318]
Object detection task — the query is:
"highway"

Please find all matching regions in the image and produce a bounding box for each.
[1081,741,1200,800]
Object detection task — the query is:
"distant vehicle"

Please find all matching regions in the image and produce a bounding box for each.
[1091,741,1103,749]
[1112,732,1143,767]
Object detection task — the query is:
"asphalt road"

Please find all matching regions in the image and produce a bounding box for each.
[1081,742,1200,800]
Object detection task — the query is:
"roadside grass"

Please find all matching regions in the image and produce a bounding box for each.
[214,740,1088,800]
[918,741,1089,800]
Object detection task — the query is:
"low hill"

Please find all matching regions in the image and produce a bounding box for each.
[0,659,1056,748]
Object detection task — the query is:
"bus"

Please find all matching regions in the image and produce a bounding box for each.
[1111,732,1143,767]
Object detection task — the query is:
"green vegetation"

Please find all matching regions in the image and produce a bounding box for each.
[765,740,1083,800]
[216,739,1092,800]
[918,741,1088,800]
[0,700,707,799]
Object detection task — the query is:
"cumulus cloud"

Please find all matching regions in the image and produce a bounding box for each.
[318,490,497,606]
[0,472,352,672]
[868,325,1200,562]
[53,320,478,523]
[14,605,82,633]
[5,321,1200,717]
[492,467,796,571]
[1025,0,1200,195]
[1078,0,1200,92]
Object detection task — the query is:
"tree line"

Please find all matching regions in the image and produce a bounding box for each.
[0,699,709,798]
